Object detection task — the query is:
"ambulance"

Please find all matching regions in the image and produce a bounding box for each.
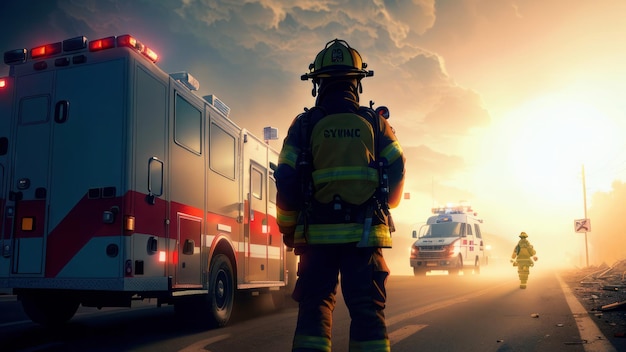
[0,33,296,327]
[409,205,488,276]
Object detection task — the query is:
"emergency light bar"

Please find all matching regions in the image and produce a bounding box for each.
[431,205,475,215]
[114,34,159,62]
[31,42,62,59]
[4,49,27,65]
[3,34,159,66]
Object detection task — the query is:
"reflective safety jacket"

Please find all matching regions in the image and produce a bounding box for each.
[275,106,405,248]
[512,239,536,264]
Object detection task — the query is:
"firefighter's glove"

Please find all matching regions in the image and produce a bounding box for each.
[280,226,296,248]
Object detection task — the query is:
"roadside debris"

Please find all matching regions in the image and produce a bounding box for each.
[601,301,626,311]
[565,259,626,347]
[564,339,588,345]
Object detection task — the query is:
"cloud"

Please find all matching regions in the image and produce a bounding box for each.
[0,0,489,203]
[404,144,465,181]
[422,87,490,135]
[402,145,475,205]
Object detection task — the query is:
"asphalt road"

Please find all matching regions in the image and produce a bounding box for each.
[0,265,621,351]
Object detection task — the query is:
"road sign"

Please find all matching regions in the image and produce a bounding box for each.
[574,218,591,233]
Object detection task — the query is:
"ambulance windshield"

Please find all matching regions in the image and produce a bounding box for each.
[422,222,462,238]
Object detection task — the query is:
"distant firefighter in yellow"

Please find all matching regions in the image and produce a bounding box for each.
[511,232,538,289]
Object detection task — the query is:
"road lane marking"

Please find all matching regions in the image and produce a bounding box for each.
[386,281,510,327]
[556,274,616,352]
[177,334,231,352]
[389,324,428,345]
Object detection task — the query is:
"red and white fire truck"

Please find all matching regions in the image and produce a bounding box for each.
[0,34,296,327]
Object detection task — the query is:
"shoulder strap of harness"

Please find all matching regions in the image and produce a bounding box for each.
[297,106,326,210]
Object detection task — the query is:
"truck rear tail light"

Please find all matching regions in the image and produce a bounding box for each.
[31,42,62,59]
[89,36,116,52]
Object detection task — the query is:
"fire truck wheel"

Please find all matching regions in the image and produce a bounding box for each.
[207,254,234,327]
[20,292,79,326]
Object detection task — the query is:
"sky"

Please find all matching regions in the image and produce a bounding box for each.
[2,0,626,271]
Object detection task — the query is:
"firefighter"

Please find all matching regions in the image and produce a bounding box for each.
[275,39,405,352]
[511,231,538,289]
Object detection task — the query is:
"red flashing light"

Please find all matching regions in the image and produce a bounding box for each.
[0,78,6,89]
[31,42,62,59]
[116,34,158,63]
[89,36,116,51]
[116,34,137,49]
[143,47,158,63]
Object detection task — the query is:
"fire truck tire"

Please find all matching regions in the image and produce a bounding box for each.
[207,254,234,327]
[20,292,79,326]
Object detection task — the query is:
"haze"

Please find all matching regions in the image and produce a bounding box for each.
[2,0,625,273]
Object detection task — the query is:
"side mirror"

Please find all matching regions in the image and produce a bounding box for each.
[412,230,417,238]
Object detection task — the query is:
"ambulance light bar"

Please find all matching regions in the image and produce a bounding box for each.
[431,204,475,215]
[114,34,159,62]
[3,34,158,66]
[31,42,62,59]
[4,49,27,65]
[88,36,116,51]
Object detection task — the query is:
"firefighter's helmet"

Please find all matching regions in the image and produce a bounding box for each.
[519,232,528,238]
[301,39,373,81]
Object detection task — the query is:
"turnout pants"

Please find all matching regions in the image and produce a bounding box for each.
[516,259,533,288]
[291,244,390,352]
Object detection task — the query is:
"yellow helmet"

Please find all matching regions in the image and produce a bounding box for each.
[301,39,373,81]
[519,232,528,238]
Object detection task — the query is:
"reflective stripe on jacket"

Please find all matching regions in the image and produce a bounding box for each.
[275,107,405,247]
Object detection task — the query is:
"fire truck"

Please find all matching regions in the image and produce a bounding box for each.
[410,205,488,276]
[0,34,296,327]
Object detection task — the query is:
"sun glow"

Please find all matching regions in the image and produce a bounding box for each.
[499,96,618,200]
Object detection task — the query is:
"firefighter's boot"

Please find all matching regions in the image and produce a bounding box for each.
[518,265,530,289]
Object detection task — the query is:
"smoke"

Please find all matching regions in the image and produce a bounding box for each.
[586,180,626,266]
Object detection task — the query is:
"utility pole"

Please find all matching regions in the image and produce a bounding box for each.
[582,164,589,267]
